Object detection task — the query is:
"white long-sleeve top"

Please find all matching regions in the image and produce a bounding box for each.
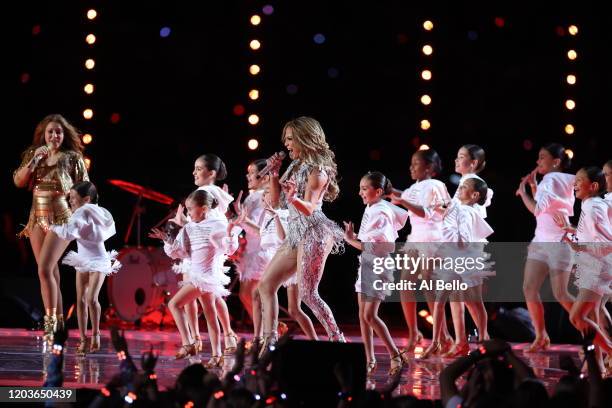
[452,173,493,219]
[442,202,494,243]
[260,209,289,252]
[576,197,612,253]
[358,200,409,243]
[401,179,451,242]
[241,189,265,253]
[532,172,575,242]
[164,217,239,295]
[605,192,612,203]
[52,203,116,258]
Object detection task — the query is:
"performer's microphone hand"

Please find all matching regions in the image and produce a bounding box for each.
[31,144,50,168]
[258,151,286,178]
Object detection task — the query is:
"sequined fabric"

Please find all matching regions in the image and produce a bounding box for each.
[278,160,344,338]
[15,150,89,237]
[279,160,344,254]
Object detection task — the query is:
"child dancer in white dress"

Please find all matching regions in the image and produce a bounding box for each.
[420,178,494,359]
[390,148,453,353]
[516,143,576,352]
[557,167,612,357]
[158,189,239,365]
[155,154,240,354]
[445,144,493,357]
[233,160,268,332]
[50,181,120,355]
[344,172,409,377]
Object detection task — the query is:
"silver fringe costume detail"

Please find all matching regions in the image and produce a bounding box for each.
[279,160,344,338]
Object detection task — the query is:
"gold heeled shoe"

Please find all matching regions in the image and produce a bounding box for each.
[418,341,442,360]
[175,343,197,360]
[77,338,88,356]
[524,337,551,353]
[388,350,407,377]
[224,332,239,354]
[194,335,203,353]
[204,355,224,369]
[89,332,101,353]
[442,343,470,358]
[258,331,278,358]
[42,315,57,348]
[366,359,377,378]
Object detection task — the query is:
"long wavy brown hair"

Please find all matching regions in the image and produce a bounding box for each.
[282,116,340,201]
[25,114,84,156]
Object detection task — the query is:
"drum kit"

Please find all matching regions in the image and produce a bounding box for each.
[105,179,179,327]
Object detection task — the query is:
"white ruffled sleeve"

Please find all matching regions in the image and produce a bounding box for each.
[362,214,396,256]
[163,226,190,260]
[584,203,612,258]
[51,216,88,241]
[422,182,451,221]
[534,177,573,217]
[211,223,240,256]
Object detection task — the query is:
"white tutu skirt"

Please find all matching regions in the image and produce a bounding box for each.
[62,250,121,275]
[173,260,231,297]
[573,252,612,296]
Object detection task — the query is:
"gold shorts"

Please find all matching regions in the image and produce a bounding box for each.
[18,193,71,238]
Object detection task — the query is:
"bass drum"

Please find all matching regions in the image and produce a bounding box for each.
[107,247,179,322]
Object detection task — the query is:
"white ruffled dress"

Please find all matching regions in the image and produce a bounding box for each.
[354,200,409,299]
[51,203,121,275]
[572,197,612,296]
[164,217,239,297]
[435,202,495,288]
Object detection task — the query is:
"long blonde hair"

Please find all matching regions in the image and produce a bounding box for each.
[282,116,339,201]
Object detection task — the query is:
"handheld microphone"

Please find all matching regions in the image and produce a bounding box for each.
[257,151,286,178]
[31,144,51,168]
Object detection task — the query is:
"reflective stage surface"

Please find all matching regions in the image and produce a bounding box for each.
[0,328,581,400]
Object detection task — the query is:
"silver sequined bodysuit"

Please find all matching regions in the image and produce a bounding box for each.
[279,160,344,338]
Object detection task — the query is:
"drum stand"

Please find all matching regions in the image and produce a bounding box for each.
[124,193,145,247]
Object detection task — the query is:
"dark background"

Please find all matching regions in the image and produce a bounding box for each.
[1,1,609,342]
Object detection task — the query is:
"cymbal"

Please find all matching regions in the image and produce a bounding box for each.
[107,179,174,205]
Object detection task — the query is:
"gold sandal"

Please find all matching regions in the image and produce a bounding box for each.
[388,350,407,376]
[366,359,377,377]
[175,343,197,360]
[258,331,278,358]
[204,355,224,369]
[418,341,441,360]
[224,332,239,354]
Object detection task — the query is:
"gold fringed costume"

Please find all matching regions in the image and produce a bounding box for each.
[14,148,89,238]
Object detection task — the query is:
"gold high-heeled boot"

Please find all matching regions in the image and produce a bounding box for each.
[43,314,57,348]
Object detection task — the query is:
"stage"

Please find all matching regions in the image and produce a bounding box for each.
[0,328,581,401]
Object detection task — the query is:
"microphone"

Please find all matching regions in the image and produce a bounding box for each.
[257,151,286,178]
[31,144,51,168]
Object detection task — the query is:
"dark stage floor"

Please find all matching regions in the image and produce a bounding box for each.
[0,328,581,401]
